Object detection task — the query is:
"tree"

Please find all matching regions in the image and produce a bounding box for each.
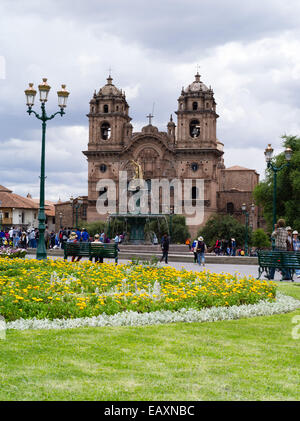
[197,214,251,248]
[253,135,300,231]
[145,214,190,244]
[78,220,107,237]
[251,228,270,249]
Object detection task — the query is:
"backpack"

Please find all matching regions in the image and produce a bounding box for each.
[196,241,206,253]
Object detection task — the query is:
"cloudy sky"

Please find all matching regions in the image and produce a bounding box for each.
[1,0,300,201]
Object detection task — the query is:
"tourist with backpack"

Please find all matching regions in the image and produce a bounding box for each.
[196,236,207,266]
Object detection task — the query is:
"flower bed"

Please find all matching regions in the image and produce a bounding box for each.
[6,293,300,330]
[0,247,27,259]
[0,258,277,322]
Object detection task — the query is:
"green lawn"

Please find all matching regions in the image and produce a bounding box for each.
[0,282,299,401]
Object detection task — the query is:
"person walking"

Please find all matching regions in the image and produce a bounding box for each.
[13,232,20,248]
[20,231,27,249]
[230,238,236,256]
[44,226,50,249]
[9,227,14,245]
[160,234,169,264]
[191,238,198,263]
[50,231,56,249]
[196,236,207,266]
[269,219,289,280]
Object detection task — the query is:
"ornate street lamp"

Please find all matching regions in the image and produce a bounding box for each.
[70,197,83,229]
[25,79,70,259]
[59,212,63,229]
[70,196,74,227]
[241,203,255,256]
[264,144,293,247]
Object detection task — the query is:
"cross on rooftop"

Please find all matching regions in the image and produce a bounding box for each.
[146,113,154,125]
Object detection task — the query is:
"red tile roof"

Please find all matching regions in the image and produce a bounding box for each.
[0,191,39,209]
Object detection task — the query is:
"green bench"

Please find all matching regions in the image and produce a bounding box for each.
[257,250,300,281]
[64,242,118,263]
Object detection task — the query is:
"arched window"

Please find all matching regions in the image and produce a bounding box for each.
[227,202,234,214]
[190,120,200,138]
[116,105,119,111]
[103,104,109,113]
[192,102,198,110]
[101,122,111,140]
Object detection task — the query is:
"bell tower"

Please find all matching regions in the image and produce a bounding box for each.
[87,75,132,149]
[175,73,218,149]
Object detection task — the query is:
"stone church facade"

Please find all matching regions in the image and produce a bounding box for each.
[83,73,259,238]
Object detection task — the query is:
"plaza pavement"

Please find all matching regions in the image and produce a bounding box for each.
[26,254,300,282]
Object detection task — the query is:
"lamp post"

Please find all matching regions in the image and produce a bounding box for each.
[70,196,74,227]
[70,197,83,229]
[241,203,255,256]
[25,79,70,260]
[264,144,293,233]
[59,212,63,229]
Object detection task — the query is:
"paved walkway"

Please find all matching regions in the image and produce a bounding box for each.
[26,254,299,282]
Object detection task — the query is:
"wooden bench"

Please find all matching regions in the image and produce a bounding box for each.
[64,242,118,263]
[257,250,300,281]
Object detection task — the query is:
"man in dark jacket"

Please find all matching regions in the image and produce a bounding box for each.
[160,234,169,264]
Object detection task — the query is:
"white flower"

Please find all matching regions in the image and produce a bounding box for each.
[6,293,300,331]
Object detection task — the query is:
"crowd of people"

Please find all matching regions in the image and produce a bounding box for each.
[0,226,125,250]
[269,219,300,279]
[1,223,299,277]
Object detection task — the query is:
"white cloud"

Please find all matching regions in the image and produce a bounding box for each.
[1,1,300,202]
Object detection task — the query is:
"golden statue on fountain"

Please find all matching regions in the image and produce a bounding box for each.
[131,159,143,180]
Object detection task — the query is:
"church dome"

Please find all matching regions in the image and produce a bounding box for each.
[184,73,209,93]
[98,75,123,97]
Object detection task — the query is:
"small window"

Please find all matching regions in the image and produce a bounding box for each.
[191,163,198,172]
[190,120,200,138]
[100,164,107,173]
[192,102,198,110]
[227,202,234,214]
[4,212,9,219]
[101,122,111,140]
[103,104,109,113]
[116,106,119,111]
